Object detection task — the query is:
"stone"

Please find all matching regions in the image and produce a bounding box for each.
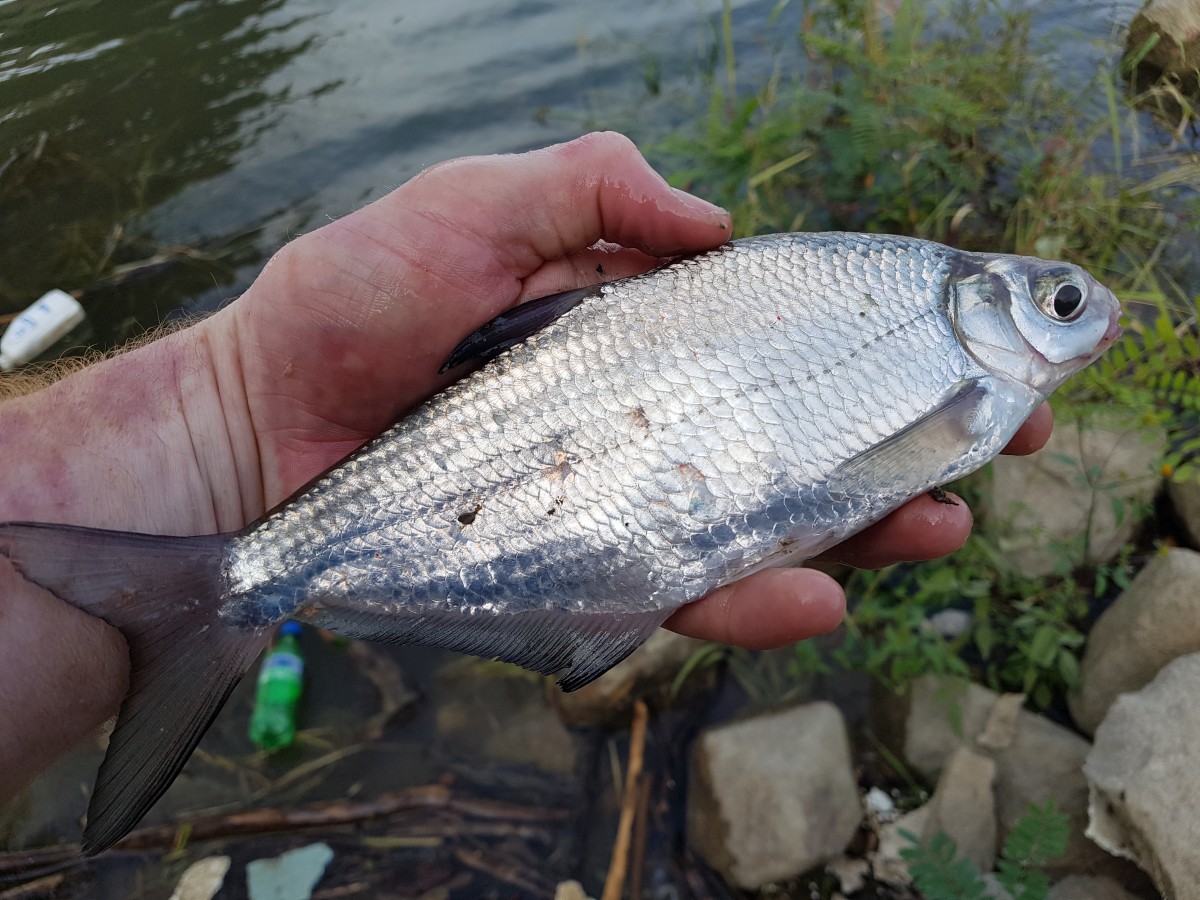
[977,691,1025,751]
[688,701,862,889]
[1070,547,1200,735]
[889,676,999,780]
[170,856,231,900]
[1048,874,1144,900]
[864,785,898,823]
[1125,0,1200,86]
[1085,653,1200,899]
[922,746,997,872]
[548,630,706,727]
[882,675,1149,885]
[554,881,591,900]
[246,843,334,900]
[826,856,869,894]
[1168,477,1200,547]
[982,418,1166,577]
[874,804,930,887]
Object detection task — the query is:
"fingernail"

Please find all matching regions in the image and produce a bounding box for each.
[669,187,730,222]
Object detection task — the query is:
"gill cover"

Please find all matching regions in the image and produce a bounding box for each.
[950,255,1119,394]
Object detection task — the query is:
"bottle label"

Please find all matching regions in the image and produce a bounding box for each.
[259,652,304,680]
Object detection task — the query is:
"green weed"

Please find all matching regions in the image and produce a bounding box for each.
[901,799,1071,900]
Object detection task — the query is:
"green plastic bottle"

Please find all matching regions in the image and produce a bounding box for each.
[248,621,305,751]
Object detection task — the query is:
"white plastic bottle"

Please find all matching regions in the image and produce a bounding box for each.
[0,290,86,372]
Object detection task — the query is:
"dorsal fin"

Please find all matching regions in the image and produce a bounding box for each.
[439,284,601,373]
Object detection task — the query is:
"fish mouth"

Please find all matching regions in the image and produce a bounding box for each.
[1099,301,1123,351]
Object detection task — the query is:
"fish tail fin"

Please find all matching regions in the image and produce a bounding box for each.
[0,522,271,855]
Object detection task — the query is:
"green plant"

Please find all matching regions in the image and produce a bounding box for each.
[830,532,1093,708]
[901,799,1070,900]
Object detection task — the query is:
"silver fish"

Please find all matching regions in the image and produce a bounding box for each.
[0,232,1120,851]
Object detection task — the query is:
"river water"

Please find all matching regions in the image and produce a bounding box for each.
[0,0,1152,343]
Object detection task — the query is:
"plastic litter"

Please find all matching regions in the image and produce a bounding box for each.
[0,289,85,371]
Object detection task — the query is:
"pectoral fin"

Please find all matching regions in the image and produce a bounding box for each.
[825,380,993,497]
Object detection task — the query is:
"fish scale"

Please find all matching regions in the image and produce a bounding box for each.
[0,230,1121,853]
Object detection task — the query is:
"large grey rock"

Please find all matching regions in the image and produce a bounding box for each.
[1048,874,1145,900]
[922,746,997,872]
[688,702,862,889]
[1168,478,1200,547]
[1126,0,1200,84]
[983,419,1166,577]
[1070,547,1200,735]
[548,630,706,727]
[1085,653,1200,899]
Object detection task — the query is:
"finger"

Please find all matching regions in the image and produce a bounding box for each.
[517,244,666,301]
[1001,402,1052,455]
[406,131,732,273]
[664,567,846,649]
[819,492,973,569]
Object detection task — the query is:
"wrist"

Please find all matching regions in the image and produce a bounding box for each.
[0,317,263,535]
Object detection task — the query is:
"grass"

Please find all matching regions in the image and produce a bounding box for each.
[657,0,1200,708]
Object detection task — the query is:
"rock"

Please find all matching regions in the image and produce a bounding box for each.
[991,708,1132,882]
[1125,0,1200,87]
[688,702,862,889]
[170,856,231,900]
[922,746,997,872]
[554,881,592,900]
[982,418,1166,577]
[246,843,334,900]
[888,676,999,780]
[874,804,931,887]
[881,675,1150,885]
[1070,547,1200,735]
[865,785,898,824]
[1085,653,1200,899]
[1048,874,1145,900]
[826,856,869,894]
[1168,478,1200,547]
[548,630,706,727]
[977,691,1025,751]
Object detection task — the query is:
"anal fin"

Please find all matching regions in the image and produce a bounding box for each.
[309,605,667,691]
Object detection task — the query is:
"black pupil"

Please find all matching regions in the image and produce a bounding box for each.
[1053,283,1083,318]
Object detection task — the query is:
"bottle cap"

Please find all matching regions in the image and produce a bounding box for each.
[0,352,14,372]
[279,621,303,637]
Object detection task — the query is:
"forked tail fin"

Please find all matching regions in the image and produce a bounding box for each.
[0,522,271,854]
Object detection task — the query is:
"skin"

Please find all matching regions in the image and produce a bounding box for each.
[0,132,1051,799]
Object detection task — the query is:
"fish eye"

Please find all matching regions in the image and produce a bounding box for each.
[1052,283,1083,319]
[1033,269,1088,322]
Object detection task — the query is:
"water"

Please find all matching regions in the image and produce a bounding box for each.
[0,0,799,344]
[0,0,1166,344]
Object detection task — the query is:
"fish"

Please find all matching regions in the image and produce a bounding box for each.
[0,231,1120,852]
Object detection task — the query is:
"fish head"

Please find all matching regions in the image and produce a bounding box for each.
[950,254,1122,396]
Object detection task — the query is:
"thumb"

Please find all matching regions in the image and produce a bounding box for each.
[403,131,732,274]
